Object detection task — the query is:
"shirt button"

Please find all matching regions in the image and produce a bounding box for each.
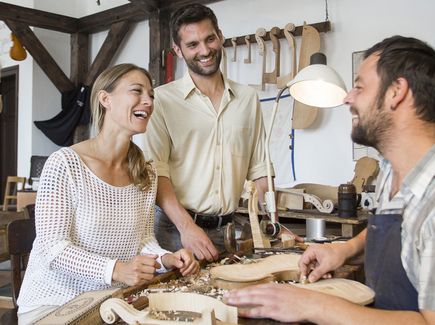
[215,190,218,194]
[216,166,220,170]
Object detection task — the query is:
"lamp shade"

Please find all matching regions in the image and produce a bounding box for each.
[287,53,347,108]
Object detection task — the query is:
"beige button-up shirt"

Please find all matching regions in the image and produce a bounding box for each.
[141,73,271,215]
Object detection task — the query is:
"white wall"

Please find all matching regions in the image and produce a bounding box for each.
[33,0,129,18]
[31,28,70,157]
[2,0,435,187]
[207,0,435,187]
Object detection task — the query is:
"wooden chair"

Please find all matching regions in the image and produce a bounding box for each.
[0,218,36,324]
[2,177,26,211]
[23,204,35,219]
[28,155,48,187]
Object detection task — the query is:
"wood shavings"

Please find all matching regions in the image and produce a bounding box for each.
[129,268,227,302]
[149,309,200,322]
[125,256,262,307]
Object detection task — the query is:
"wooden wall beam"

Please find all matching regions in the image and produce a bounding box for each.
[5,20,74,92]
[159,0,224,11]
[70,33,89,86]
[77,4,148,34]
[148,9,171,86]
[128,0,159,12]
[0,2,77,33]
[85,21,131,86]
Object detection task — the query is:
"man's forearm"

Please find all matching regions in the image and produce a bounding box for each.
[344,228,367,261]
[156,176,195,231]
[307,290,433,325]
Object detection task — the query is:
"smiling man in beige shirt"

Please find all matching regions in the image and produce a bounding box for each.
[142,4,278,261]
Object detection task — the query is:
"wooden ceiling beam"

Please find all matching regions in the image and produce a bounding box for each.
[85,21,131,86]
[0,2,77,33]
[5,20,74,92]
[77,3,150,33]
[159,0,224,11]
[128,0,159,12]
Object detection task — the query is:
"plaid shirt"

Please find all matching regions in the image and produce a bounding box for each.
[375,145,435,310]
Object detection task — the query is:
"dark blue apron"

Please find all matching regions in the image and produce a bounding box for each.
[365,213,419,311]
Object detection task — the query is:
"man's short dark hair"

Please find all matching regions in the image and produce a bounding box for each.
[364,35,435,122]
[170,3,220,46]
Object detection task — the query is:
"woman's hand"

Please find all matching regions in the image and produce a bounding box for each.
[161,249,200,276]
[112,254,160,286]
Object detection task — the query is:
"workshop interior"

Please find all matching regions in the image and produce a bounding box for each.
[0,0,434,324]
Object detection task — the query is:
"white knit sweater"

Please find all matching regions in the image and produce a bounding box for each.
[17,147,169,313]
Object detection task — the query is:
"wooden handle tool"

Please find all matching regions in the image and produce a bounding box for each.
[277,23,296,89]
[263,26,281,84]
[231,37,237,62]
[249,27,267,90]
[244,35,251,63]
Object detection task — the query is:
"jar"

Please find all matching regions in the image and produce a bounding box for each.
[338,183,357,218]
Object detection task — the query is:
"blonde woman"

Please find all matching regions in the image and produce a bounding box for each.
[17,64,199,324]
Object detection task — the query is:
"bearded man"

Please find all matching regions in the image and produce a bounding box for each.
[225,36,435,324]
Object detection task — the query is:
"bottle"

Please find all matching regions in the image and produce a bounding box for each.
[338,183,357,218]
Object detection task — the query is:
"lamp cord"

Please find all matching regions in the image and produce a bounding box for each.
[260,92,297,182]
[325,0,329,21]
[290,128,296,181]
[259,93,290,103]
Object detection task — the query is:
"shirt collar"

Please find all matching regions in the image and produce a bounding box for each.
[180,72,235,99]
[402,144,435,199]
[375,144,435,201]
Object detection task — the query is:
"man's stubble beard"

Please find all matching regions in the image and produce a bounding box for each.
[351,94,393,153]
[183,48,222,76]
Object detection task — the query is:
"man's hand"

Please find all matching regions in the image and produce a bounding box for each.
[161,249,200,276]
[180,224,219,262]
[224,283,318,323]
[298,243,349,283]
[112,254,160,286]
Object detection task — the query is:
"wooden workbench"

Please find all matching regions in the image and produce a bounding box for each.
[279,209,370,238]
[36,256,363,325]
[236,208,370,238]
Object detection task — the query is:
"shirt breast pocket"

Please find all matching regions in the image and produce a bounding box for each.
[230,126,251,157]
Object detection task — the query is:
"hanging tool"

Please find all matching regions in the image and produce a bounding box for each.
[250,27,266,91]
[277,23,296,89]
[231,37,237,62]
[244,35,251,64]
[263,26,281,84]
[292,23,321,129]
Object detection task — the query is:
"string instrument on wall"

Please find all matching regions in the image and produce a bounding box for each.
[10,33,27,61]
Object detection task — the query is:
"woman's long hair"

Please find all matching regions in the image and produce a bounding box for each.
[90,63,155,191]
